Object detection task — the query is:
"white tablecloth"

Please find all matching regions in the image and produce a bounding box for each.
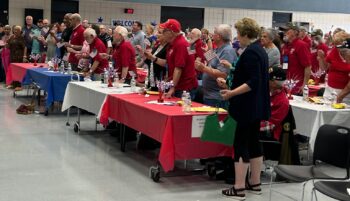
[62,81,137,115]
[290,96,350,150]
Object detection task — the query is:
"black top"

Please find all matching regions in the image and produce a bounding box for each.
[144,43,168,90]
[98,33,112,48]
[61,27,73,42]
[229,41,271,125]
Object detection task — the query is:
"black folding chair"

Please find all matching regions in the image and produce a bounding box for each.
[269,124,350,201]
[312,181,350,201]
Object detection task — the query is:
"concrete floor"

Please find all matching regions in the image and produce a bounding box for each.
[0,87,339,201]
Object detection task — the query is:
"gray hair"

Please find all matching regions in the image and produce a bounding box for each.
[71,13,81,22]
[191,28,201,39]
[215,24,232,42]
[263,28,276,41]
[115,26,128,39]
[84,28,97,37]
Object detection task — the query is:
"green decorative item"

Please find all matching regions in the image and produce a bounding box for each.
[200,113,237,146]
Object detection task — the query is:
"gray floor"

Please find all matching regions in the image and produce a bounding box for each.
[0,87,338,201]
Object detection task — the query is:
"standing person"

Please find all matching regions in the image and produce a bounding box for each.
[145,24,157,48]
[41,24,58,61]
[23,16,38,58]
[6,26,27,87]
[299,26,312,49]
[201,28,213,51]
[152,19,198,99]
[131,21,145,50]
[98,25,112,54]
[66,13,85,71]
[101,26,136,84]
[310,29,328,81]
[318,32,350,104]
[82,19,89,29]
[261,28,281,68]
[0,25,11,83]
[82,28,108,80]
[194,24,237,108]
[219,18,270,200]
[60,13,73,60]
[281,22,311,95]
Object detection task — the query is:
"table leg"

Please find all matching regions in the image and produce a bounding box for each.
[120,124,126,152]
[66,108,70,126]
[74,108,81,133]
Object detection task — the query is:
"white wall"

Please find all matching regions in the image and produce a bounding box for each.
[7,0,350,35]
[9,0,51,26]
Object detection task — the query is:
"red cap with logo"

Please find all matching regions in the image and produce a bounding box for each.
[159,19,181,33]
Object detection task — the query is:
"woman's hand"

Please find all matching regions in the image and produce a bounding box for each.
[220,89,233,100]
[220,59,232,68]
[217,77,228,89]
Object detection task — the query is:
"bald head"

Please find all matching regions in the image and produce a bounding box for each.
[70,13,81,28]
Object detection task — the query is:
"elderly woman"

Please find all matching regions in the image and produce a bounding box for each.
[318,31,350,104]
[195,24,237,108]
[201,28,213,51]
[261,28,281,68]
[219,18,270,200]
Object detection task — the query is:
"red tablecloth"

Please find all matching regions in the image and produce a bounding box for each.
[136,68,147,83]
[100,94,233,172]
[10,63,47,83]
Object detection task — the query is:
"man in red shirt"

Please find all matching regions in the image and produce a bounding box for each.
[109,26,136,84]
[66,13,85,71]
[154,19,198,99]
[299,26,312,49]
[281,22,311,94]
[189,28,205,79]
[310,29,328,81]
[260,67,289,141]
[83,28,108,80]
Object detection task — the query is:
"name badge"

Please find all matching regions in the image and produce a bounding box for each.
[187,46,196,55]
[282,55,288,70]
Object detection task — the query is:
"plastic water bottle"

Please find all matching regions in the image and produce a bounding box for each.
[104,68,109,84]
[149,62,155,87]
[130,75,136,92]
[184,92,191,113]
[303,85,309,101]
[144,71,149,89]
[60,62,65,73]
[67,63,72,74]
[182,91,187,112]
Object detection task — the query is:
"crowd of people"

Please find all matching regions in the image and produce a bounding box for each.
[0,13,350,200]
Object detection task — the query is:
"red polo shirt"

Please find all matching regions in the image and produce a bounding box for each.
[269,89,289,140]
[287,38,311,94]
[194,39,205,62]
[325,47,350,89]
[68,24,85,64]
[112,40,136,79]
[302,35,312,49]
[167,35,198,91]
[89,37,108,74]
[311,43,328,79]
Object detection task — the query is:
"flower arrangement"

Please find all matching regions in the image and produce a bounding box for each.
[30,54,41,66]
[311,68,326,85]
[50,57,61,71]
[284,78,299,100]
[156,80,174,103]
[107,66,116,87]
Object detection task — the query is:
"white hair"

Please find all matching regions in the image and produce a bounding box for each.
[71,13,81,22]
[191,28,201,38]
[115,26,128,39]
[215,24,232,42]
[263,28,276,41]
[84,28,97,37]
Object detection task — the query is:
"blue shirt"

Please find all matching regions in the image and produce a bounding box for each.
[202,43,237,100]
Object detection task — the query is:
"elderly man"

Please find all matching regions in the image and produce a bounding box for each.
[189,28,205,63]
[83,28,108,80]
[59,13,73,60]
[147,19,198,99]
[82,19,89,29]
[310,29,328,81]
[98,25,112,54]
[299,26,312,49]
[66,13,85,71]
[23,16,39,58]
[131,21,145,50]
[281,22,311,95]
[195,24,237,108]
[101,26,136,84]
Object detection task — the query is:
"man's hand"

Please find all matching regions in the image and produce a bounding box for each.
[194,58,205,72]
[220,59,232,68]
[220,89,233,100]
[217,77,228,89]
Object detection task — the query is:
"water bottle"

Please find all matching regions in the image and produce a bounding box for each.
[67,63,72,74]
[185,91,192,113]
[182,91,187,112]
[60,62,65,73]
[130,75,136,92]
[144,71,149,89]
[303,85,309,101]
[104,68,109,84]
[149,62,155,87]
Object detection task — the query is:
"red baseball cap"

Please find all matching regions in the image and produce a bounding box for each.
[159,19,181,33]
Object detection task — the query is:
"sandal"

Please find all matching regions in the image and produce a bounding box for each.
[246,182,262,195]
[222,186,246,200]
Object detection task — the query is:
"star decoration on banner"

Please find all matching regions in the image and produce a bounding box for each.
[98,17,103,23]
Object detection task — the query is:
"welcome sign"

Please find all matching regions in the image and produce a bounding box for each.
[111,19,137,27]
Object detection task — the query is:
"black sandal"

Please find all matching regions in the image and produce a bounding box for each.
[222,186,246,200]
[246,182,262,195]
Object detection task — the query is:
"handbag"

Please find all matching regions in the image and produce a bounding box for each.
[200,112,237,146]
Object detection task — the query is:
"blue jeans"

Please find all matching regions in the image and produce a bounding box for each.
[203,98,228,109]
[174,88,197,100]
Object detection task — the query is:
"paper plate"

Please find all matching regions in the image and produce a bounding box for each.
[146,91,159,95]
[191,107,227,112]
